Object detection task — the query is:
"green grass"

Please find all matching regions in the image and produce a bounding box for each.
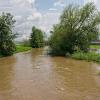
[90,45,100,49]
[71,52,100,63]
[15,45,32,53]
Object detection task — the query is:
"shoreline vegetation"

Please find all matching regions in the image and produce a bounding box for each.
[71,51,100,63]
[90,45,100,49]
[71,45,100,64]
[15,45,32,53]
[0,45,32,58]
[2,45,100,64]
[48,3,100,66]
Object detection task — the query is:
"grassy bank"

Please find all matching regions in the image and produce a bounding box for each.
[71,52,100,63]
[15,45,32,53]
[71,45,100,63]
[0,45,31,58]
[90,45,100,49]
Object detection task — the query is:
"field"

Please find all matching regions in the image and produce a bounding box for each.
[16,45,32,53]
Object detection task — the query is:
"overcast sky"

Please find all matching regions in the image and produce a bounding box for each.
[0,0,99,41]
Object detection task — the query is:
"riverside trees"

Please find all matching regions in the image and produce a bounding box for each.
[0,13,16,56]
[49,3,100,56]
[30,26,44,48]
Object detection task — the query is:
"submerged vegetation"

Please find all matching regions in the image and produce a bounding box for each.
[71,52,100,63]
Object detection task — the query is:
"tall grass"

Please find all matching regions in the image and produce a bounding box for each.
[71,52,100,63]
[90,45,100,49]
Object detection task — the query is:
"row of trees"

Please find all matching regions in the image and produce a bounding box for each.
[0,13,44,57]
[0,2,100,57]
[49,3,100,56]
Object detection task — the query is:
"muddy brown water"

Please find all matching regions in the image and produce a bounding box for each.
[0,47,100,100]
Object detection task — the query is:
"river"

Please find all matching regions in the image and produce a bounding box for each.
[0,47,100,100]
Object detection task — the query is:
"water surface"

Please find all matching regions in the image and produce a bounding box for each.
[0,47,100,100]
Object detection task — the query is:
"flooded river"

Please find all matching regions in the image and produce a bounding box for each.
[0,47,100,100]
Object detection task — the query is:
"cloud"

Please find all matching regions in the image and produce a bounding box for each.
[54,0,66,7]
[48,8,57,11]
[27,12,42,21]
[0,0,61,41]
[39,12,60,34]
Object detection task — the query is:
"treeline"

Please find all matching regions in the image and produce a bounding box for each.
[49,2,100,56]
[0,2,100,57]
[0,13,45,57]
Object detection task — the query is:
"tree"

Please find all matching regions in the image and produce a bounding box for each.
[30,26,44,48]
[49,3,100,56]
[0,13,16,56]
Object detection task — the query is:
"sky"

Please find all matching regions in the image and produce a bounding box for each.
[0,0,99,41]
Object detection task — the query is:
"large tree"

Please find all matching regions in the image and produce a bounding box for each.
[0,13,16,56]
[30,26,44,48]
[49,3,100,56]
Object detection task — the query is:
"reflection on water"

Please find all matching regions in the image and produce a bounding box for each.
[0,56,16,91]
[0,56,16,100]
[0,47,100,100]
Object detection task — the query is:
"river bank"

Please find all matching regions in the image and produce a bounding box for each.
[0,45,32,58]
[71,45,100,64]
[0,45,100,64]
[71,52,100,64]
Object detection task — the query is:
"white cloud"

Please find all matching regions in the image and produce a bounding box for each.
[0,0,61,40]
[54,0,65,7]
[27,12,42,21]
[48,8,57,11]
[14,15,22,20]
[40,12,59,31]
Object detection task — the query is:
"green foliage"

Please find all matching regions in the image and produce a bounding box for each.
[0,13,16,56]
[30,26,44,48]
[15,45,32,53]
[71,52,100,63]
[49,3,100,56]
[90,45,100,49]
